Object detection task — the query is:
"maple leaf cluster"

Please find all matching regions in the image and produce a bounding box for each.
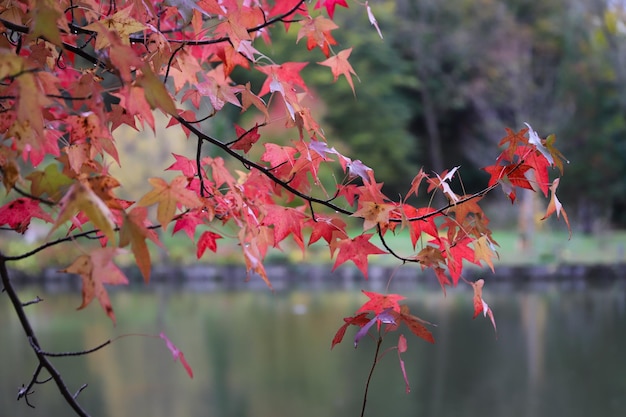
[0,0,570,401]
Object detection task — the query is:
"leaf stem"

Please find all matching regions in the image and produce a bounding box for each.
[360,335,383,417]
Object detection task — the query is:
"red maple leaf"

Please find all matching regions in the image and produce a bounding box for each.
[172,212,206,241]
[306,215,348,246]
[482,163,533,202]
[356,290,405,315]
[331,312,370,349]
[258,62,309,97]
[498,127,529,161]
[261,205,307,250]
[398,205,440,247]
[197,231,222,258]
[332,234,386,278]
[0,198,53,233]
[447,236,476,283]
[166,154,197,178]
[231,123,261,153]
[515,145,551,196]
[314,0,349,19]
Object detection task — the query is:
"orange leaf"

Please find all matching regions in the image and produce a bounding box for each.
[318,48,358,95]
[59,248,129,324]
[541,178,571,238]
[137,176,203,229]
[120,207,161,283]
[393,305,435,344]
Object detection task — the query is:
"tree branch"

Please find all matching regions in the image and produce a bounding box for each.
[0,254,91,416]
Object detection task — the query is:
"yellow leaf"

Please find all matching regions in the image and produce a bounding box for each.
[29,0,67,46]
[83,7,147,49]
[351,201,395,231]
[137,176,202,228]
[472,236,498,272]
[47,181,117,244]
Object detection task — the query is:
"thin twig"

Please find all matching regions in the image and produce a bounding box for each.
[360,335,383,417]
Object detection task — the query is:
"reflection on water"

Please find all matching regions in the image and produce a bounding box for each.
[2,283,626,417]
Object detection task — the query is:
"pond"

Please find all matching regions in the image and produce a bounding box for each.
[1,281,626,417]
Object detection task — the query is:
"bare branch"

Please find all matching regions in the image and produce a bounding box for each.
[0,255,91,416]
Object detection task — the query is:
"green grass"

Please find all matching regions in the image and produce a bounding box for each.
[4,226,625,273]
[367,228,626,266]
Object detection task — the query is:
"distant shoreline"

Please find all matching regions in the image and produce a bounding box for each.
[8,262,626,293]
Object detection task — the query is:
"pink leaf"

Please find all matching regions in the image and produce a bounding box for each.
[160,332,194,378]
[397,334,410,393]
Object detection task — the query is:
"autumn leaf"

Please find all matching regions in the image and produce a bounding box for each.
[0,198,53,233]
[391,305,435,344]
[138,65,177,116]
[498,127,529,161]
[544,133,568,174]
[137,176,203,229]
[240,82,269,119]
[332,234,386,278]
[354,309,396,347]
[446,195,484,227]
[314,0,349,19]
[446,236,476,283]
[172,212,205,241]
[1,160,20,194]
[159,332,194,379]
[59,248,129,324]
[260,205,307,250]
[351,201,396,231]
[331,312,370,349]
[231,123,261,153]
[297,16,338,57]
[120,207,161,283]
[318,48,358,95]
[356,290,404,315]
[473,235,498,272]
[472,279,497,333]
[306,215,348,248]
[197,231,222,258]
[29,0,67,47]
[83,7,147,49]
[541,178,571,238]
[397,334,410,393]
[48,181,117,244]
[165,154,197,178]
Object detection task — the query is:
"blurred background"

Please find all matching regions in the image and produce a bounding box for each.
[3,0,626,416]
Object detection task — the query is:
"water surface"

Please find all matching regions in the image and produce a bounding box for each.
[2,283,625,417]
